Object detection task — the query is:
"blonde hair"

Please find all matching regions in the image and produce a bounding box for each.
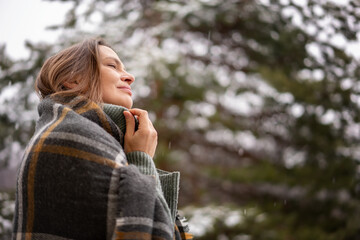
[35,38,111,104]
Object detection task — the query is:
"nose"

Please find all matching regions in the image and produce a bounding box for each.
[120,72,135,85]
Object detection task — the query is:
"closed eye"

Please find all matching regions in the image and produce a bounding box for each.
[108,64,116,69]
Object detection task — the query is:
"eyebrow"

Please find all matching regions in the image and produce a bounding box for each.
[103,57,126,70]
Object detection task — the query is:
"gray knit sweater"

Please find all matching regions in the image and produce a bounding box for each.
[103,103,180,221]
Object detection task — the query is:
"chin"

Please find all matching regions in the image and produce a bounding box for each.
[124,103,133,109]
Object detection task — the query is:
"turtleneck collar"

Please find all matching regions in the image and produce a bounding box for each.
[102,103,128,135]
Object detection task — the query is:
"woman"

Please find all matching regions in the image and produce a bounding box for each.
[12,38,192,240]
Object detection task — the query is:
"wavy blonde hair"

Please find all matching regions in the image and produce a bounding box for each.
[35,38,111,104]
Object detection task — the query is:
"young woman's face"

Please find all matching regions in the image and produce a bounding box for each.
[99,45,135,108]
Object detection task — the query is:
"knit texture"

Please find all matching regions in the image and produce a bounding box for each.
[103,103,181,222]
[12,95,192,240]
[157,169,180,221]
[103,103,127,134]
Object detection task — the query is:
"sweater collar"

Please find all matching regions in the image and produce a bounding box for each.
[102,103,128,135]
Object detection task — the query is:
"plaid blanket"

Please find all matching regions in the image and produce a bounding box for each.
[13,95,192,240]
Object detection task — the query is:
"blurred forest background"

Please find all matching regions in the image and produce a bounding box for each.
[1,0,360,239]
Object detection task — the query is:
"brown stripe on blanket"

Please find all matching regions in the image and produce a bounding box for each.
[26,107,70,239]
[38,144,120,168]
[75,100,112,135]
[115,231,154,240]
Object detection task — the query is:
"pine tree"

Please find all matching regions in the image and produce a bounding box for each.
[1,0,360,238]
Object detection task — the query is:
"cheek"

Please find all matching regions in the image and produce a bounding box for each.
[100,74,117,95]
[99,72,112,92]
[100,66,116,78]
[100,69,110,83]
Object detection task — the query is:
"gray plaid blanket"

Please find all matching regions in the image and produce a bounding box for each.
[13,95,192,240]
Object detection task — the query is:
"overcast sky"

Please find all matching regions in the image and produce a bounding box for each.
[0,0,359,61]
[0,0,72,60]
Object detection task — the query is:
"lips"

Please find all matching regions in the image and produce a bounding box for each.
[117,86,132,96]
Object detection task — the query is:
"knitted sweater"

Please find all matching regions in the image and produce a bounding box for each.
[12,95,192,240]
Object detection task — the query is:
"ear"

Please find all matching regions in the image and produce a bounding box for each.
[63,81,78,89]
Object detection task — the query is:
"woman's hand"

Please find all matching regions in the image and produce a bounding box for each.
[123,108,158,158]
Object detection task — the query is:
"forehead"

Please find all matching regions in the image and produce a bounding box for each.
[99,45,120,60]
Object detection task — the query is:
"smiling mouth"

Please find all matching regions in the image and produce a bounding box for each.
[117,87,132,96]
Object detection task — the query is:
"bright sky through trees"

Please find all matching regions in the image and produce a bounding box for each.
[0,0,71,59]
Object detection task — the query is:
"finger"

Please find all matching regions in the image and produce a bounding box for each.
[128,108,148,117]
[129,109,150,128]
[123,111,136,135]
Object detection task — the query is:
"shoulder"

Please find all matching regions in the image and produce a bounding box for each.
[34,97,123,160]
